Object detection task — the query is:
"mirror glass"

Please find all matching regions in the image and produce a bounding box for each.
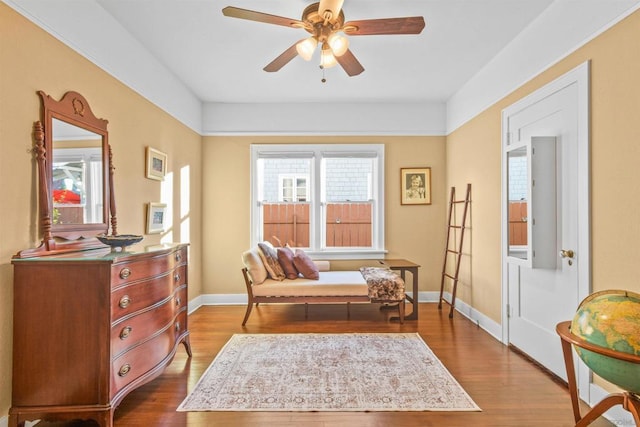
[507,146,528,259]
[52,118,104,225]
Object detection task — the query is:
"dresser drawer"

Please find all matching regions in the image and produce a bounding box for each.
[174,307,188,341]
[174,283,188,311]
[111,266,185,321]
[111,296,177,358]
[111,247,186,287]
[110,325,175,397]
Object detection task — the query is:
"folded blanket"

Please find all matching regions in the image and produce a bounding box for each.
[359,266,405,301]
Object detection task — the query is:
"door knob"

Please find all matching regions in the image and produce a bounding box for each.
[559,249,574,259]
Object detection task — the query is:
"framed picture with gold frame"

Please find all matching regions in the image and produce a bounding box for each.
[401,167,431,205]
[146,146,167,181]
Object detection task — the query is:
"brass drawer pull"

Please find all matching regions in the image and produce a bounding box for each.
[175,297,181,307]
[119,326,132,340]
[118,363,131,377]
[175,321,181,332]
[174,273,180,282]
[175,252,182,262]
[119,268,131,279]
[119,295,131,309]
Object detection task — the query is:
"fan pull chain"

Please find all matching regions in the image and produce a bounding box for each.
[320,64,327,83]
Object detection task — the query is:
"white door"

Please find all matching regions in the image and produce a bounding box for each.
[502,63,590,384]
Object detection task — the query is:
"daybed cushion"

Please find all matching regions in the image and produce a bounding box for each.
[251,271,368,297]
[242,247,268,285]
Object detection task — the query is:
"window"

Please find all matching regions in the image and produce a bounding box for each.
[251,144,385,259]
[279,174,309,202]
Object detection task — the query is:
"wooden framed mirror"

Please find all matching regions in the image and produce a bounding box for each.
[17,91,117,257]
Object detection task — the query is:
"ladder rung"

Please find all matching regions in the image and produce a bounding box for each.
[452,200,466,204]
[449,225,463,229]
[443,273,457,280]
[446,249,459,254]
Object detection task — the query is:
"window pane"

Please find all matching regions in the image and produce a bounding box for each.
[260,159,310,202]
[296,178,307,201]
[325,202,372,247]
[323,157,373,247]
[258,158,311,247]
[324,157,373,202]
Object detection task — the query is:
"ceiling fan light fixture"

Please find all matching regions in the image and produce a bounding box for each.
[296,37,318,61]
[327,32,349,57]
[320,46,338,68]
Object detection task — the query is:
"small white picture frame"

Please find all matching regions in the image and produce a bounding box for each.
[146,202,167,234]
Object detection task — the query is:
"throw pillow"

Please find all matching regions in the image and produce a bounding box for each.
[258,242,286,281]
[277,246,298,279]
[241,247,268,285]
[293,248,319,280]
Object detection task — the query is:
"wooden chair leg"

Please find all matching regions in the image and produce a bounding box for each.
[241,302,253,326]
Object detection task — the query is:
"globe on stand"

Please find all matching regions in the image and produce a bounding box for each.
[570,289,640,394]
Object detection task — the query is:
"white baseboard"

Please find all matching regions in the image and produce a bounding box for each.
[0,415,7,427]
[189,291,503,341]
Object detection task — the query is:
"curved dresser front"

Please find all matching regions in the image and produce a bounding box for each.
[10,243,191,427]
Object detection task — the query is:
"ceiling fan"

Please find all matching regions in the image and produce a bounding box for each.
[222,0,425,78]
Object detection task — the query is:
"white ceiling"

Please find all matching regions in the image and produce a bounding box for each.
[6,0,640,134]
[96,0,556,104]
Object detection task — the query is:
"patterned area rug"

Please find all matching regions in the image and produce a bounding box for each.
[178,333,480,412]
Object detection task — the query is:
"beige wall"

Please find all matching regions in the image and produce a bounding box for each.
[0,4,203,416]
[447,9,640,323]
[3,0,640,420]
[202,135,447,295]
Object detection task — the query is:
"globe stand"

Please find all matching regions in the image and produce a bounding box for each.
[556,321,640,426]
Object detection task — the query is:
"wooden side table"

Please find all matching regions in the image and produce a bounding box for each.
[378,259,420,320]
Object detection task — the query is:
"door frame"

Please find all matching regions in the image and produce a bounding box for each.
[500,61,591,399]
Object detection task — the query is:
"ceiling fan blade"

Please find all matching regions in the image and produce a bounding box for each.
[222,6,305,28]
[344,17,426,35]
[335,49,364,76]
[263,41,302,72]
[318,0,344,20]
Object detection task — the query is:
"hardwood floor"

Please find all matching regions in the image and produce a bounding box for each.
[106,303,614,427]
[40,303,614,426]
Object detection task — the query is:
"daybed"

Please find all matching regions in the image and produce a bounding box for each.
[241,243,405,325]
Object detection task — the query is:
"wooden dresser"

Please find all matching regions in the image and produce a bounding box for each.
[10,243,191,427]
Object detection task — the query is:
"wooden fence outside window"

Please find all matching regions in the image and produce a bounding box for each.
[263,202,372,248]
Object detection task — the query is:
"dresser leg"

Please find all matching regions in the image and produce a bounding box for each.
[8,413,21,427]
[182,334,193,357]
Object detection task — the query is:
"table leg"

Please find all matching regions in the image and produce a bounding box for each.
[390,267,418,321]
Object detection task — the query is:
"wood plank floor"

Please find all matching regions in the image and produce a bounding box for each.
[105,303,614,427]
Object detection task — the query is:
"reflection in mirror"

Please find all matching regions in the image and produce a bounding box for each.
[52,118,103,225]
[507,146,528,259]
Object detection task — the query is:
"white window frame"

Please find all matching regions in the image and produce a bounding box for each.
[251,144,386,259]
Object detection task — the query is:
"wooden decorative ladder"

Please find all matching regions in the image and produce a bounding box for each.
[438,184,471,318]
